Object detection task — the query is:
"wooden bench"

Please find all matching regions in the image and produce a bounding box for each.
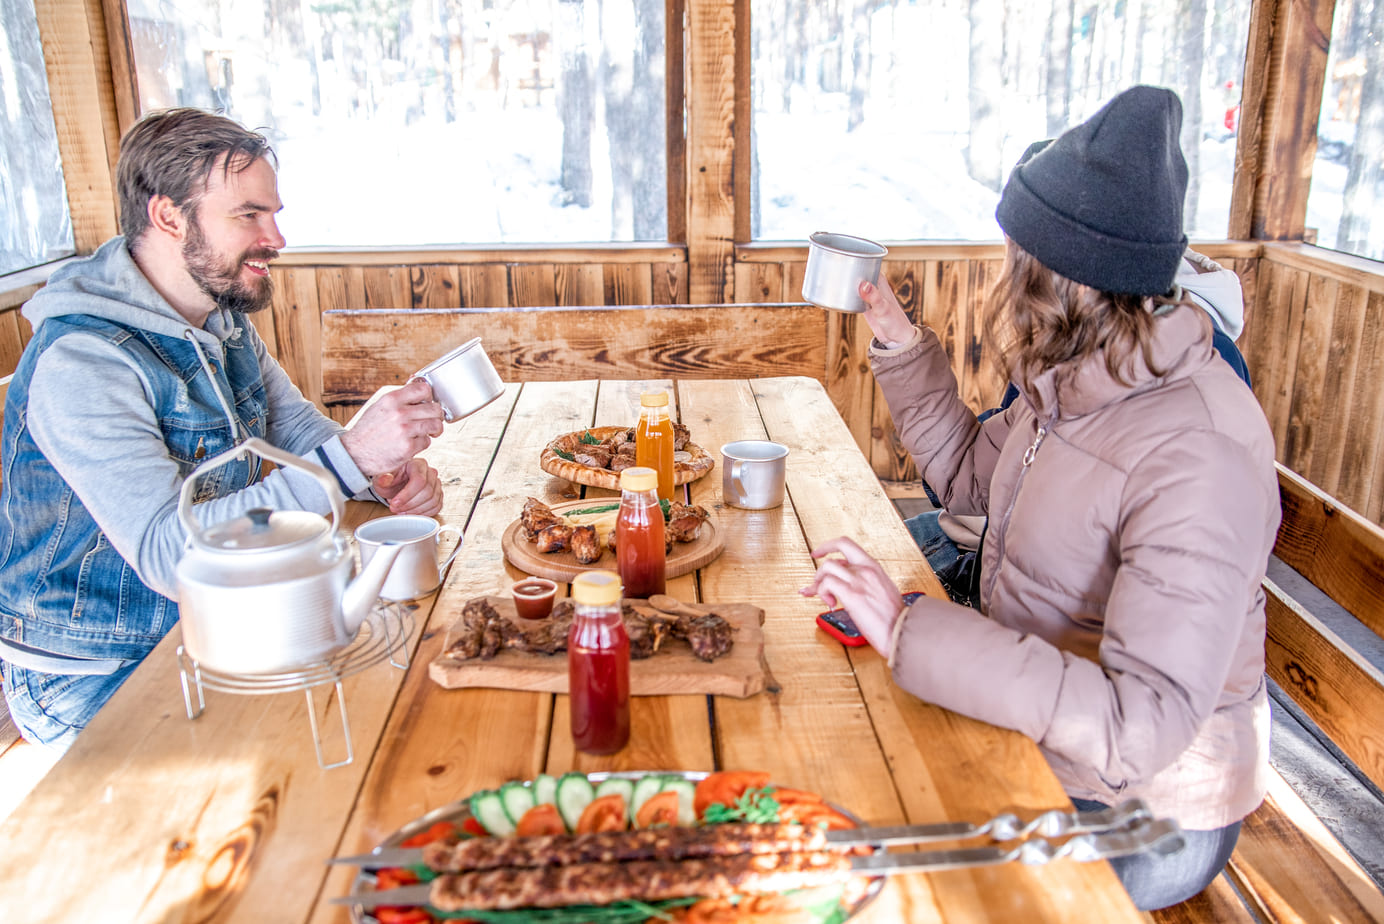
[1152,463,1384,922]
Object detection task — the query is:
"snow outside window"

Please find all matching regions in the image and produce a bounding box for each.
[750,0,1252,243]
[126,0,666,247]
[1,0,75,276]
[1306,0,1384,262]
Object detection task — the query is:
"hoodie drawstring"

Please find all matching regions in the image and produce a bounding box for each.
[183,330,242,443]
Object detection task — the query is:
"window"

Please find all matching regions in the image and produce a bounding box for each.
[1306,0,1384,261]
[126,0,667,247]
[0,0,74,276]
[750,0,1252,242]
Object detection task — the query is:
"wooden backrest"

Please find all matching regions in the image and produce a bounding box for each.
[1262,462,1384,792]
[320,304,831,410]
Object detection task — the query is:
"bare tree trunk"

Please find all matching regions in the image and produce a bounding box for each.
[967,0,1005,191]
[1044,0,1074,135]
[630,0,665,239]
[1337,0,1384,253]
[558,0,593,207]
[1176,0,1206,231]
[603,0,635,237]
[847,0,871,131]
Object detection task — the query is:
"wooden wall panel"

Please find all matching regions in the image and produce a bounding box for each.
[1313,282,1369,495]
[268,267,324,406]
[1282,274,1337,476]
[650,263,689,305]
[458,265,508,308]
[510,265,558,307]
[413,265,462,308]
[555,265,605,305]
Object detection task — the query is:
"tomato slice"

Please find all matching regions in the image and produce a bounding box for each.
[768,787,824,805]
[400,820,457,848]
[515,802,567,836]
[373,908,432,924]
[693,770,772,819]
[460,816,489,838]
[776,800,857,830]
[635,790,681,828]
[575,793,629,834]
[374,867,421,891]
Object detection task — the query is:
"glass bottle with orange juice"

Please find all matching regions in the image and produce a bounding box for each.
[567,571,630,755]
[636,391,675,501]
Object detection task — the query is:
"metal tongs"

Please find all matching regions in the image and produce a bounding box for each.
[331,799,1184,909]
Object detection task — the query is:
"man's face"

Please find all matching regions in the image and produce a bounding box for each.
[181,155,286,314]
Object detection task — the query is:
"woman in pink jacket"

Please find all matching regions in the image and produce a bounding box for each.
[803,86,1280,910]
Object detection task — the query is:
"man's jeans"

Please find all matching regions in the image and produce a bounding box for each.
[904,509,982,608]
[1072,798,1241,910]
[2,662,136,753]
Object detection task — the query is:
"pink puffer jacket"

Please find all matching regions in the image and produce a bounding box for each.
[872,304,1279,830]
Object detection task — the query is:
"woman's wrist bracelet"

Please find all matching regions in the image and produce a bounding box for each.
[885,601,912,668]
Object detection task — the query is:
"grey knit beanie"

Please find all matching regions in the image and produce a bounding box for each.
[995,85,1189,296]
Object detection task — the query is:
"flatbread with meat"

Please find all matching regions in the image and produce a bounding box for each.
[540,425,715,490]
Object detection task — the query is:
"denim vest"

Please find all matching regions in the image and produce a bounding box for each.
[0,314,267,670]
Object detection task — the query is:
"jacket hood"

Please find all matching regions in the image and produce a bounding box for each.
[1025,303,1215,421]
[23,237,240,346]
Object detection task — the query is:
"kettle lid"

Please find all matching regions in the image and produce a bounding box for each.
[196,507,328,553]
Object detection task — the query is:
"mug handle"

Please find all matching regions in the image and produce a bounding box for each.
[730,459,748,502]
[436,524,464,577]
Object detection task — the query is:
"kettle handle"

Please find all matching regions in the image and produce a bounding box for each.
[177,437,345,537]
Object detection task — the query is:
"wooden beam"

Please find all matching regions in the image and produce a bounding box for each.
[274,244,685,267]
[665,0,688,245]
[1228,0,1279,240]
[1249,0,1337,240]
[34,0,121,252]
[685,0,736,303]
[98,0,140,139]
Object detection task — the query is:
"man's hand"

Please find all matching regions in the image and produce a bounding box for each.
[340,379,446,478]
[858,279,916,347]
[372,458,444,516]
[800,536,905,655]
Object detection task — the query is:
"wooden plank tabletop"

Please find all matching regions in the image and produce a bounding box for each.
[0,376,1144,923]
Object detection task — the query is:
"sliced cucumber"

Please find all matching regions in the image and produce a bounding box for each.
[555,772,596,831]
[533,773,559,808]
[593,776,635,816]
[659,777,698,826]
[628,773,667,824]
[499,780,536,825]
[469,788,515,835]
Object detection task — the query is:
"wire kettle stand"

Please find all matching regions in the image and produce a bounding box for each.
[176,600,415,769]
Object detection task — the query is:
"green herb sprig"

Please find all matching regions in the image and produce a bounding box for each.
[579,431,602,445]
[700,786,781,825]
[432,897,698,922]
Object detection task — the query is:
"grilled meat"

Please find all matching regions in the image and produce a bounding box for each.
[419,823,832,873]
[570,524,602,564]
[609,448,638,472]
[521,498,565,541]
[678,613,735,662]
[444,598,501,660]
[535,524,573,553]
[427,851,852,912]
[511,605,574,655]
[573,445,614,469]
[667,501,710,543]
[625,604,677,659]
[673,422,691,450]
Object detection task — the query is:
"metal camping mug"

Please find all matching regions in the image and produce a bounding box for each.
[802,231,888,314]
[355,515,463,601]
[721,440,790,510]
[413,337,505,422]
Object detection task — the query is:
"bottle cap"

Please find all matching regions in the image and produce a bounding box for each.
[620,466,658,493]
[572,570,623,606]
[640,392,669,408]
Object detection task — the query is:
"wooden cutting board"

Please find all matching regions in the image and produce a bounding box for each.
[500,499,724,583]
[429,596,774,698]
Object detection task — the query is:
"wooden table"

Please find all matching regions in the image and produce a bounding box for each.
[0,376,1145,923]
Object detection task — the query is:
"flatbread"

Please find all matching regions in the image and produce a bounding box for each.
[540,425,715,490]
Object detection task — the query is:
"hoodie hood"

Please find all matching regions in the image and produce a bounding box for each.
[1174,250,1245,339]
[23,237,241,348]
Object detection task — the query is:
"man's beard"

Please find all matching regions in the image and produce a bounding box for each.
[182,217,276,314]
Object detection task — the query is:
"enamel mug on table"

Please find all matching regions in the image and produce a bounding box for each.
[721,440,790,510]
[355,515,463,601]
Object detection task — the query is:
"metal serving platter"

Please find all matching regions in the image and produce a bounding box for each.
[345,770,886,923]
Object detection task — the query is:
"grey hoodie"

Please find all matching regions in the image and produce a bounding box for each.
[20,237,372,598]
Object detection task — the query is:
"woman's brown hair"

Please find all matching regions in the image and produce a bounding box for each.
[983,238,1200,394]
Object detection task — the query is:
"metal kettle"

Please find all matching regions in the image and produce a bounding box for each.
[175,438,402,675]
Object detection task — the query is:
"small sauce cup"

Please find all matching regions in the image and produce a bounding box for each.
[512,578,558,620]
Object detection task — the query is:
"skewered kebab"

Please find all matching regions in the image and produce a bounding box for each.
[426,851,852,912]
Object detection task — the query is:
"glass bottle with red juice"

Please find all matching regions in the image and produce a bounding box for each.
[567,570,630,755]
[635,392,676,501]
[615,466,666,599]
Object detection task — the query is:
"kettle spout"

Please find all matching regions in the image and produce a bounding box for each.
[342,542,404,635]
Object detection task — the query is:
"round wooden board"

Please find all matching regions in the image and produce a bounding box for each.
[539,425,715,490]
[501,499,724,583]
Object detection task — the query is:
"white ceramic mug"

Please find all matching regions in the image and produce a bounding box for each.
[355,515,463,601]
[721,440,790,509]
[413,337,505,422]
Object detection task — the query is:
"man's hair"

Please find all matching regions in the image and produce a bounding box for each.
[117,108,276,244]
[983,238,1203,394]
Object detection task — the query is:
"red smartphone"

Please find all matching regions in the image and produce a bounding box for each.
[816,592,925,646]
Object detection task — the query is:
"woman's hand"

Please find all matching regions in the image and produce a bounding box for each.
[858,279,915,348]
[801,536,905,655]
[372,458,444,516]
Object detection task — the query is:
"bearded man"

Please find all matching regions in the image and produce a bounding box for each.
[0,109,447,752]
